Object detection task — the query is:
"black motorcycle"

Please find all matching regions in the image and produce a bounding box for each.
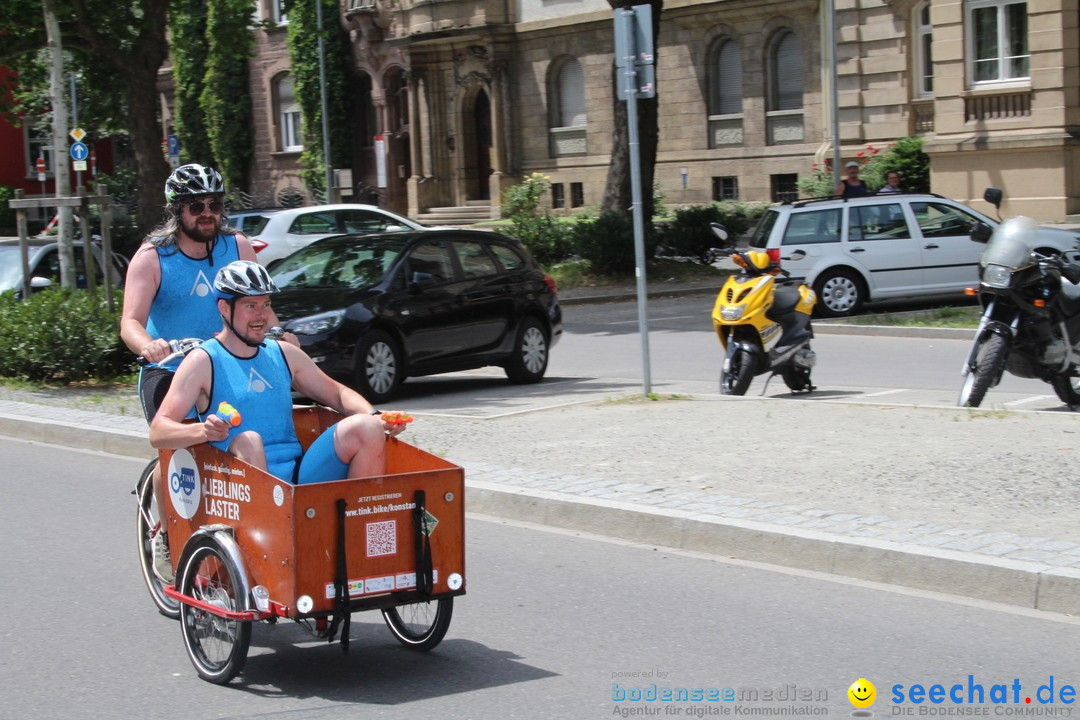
[959,189,1080,408]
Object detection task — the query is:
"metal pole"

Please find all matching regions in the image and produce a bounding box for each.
[315,0,334,201]
[621,8,652,396]
[827,0,842,187]
[71,72,82,191]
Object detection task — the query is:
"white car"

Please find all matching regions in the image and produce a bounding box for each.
[748,193,1080,317]
[232,204,431,265]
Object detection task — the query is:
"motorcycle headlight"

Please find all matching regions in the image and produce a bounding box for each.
[982,265,1013,289]
[720,303,746,321]
[286,309,345,335]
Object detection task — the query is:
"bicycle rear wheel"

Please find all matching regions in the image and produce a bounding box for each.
[135,459,180,619]
[382,597,453,651]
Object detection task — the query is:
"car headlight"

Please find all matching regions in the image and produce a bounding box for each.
[982,264,1013,289]
[286,309,345,335]
[720,303,747,321]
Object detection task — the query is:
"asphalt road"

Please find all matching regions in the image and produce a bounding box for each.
[2,438,1078,719]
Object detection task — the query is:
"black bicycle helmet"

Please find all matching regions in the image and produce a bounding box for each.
[213,260,279,299]
[165,163,225,204]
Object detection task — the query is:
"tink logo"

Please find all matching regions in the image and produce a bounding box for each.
[247,368,273,393]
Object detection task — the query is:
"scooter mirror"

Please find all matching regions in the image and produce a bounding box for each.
[710,222,729,243]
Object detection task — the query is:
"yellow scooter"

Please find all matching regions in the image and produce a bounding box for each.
[710,223,818,395]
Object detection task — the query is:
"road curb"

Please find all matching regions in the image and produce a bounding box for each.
[467,481,1080,615]
[6,410,1075,615]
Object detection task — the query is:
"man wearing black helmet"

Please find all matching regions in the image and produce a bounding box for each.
[150,261,403,484]
[122,165,293,583]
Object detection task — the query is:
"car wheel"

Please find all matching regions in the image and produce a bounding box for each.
[813,268,865,318]
[356,330,403,403]
[504,317,549,384]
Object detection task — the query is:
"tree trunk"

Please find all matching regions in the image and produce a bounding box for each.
[601,0,662,225]
[127,66,170,233]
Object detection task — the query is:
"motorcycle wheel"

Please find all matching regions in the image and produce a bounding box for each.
[958,334,1009,408]
[1050,374,1080,408]
[781,365,814,393]
[720,348,755,396]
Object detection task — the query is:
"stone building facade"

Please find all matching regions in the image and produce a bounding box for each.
[182,0,1079,222]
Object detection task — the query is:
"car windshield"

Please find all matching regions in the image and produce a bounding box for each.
[270,236,406,289]
[0,246,24,291]
[229,214,273,235]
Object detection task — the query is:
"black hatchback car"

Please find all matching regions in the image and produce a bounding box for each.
[269,229,562,403]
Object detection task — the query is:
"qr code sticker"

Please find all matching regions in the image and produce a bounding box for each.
[366,520,397,557]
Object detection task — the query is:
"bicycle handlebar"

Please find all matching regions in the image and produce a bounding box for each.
[136,327,284,366]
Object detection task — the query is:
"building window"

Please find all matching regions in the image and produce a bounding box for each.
[551,183,565,209]
[712,176,739,201]
[771,173,799,204]
[767,31,804,145]
[275,74,302,151]
[708,38,743,147]
[915,2,933,97]
[967,0,1028,85]
[570,182,584,208]
[549,57,587,157]
[271,0,287,25]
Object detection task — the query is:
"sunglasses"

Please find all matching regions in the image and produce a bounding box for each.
[184,200,224,215]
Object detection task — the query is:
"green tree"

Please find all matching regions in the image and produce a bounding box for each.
[168,0,214,167]
[0,0,172,233]
[201,0,254,192]
[285,0,353,196]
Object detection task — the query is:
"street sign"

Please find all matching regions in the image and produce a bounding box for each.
[70,127,86,143]
[167,134,180,157]
[70,142,89,162]
[614,4,654,68]
[35,156,46,181]
[74,160,88,172]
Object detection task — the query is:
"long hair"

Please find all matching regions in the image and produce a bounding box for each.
[144,203,234,249]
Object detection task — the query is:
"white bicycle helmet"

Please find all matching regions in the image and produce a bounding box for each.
[213,260,279,299]
[165,163,225,204]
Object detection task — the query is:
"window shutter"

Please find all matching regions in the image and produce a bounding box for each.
[773,33,803,111]
[558,58,587,128]
[712,40,743,115]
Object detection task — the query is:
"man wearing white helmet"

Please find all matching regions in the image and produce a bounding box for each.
[150,261,403,486]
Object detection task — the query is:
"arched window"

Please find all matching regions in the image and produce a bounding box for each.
[767,30,804,145]
[914,2,934,97]
[275,74,302,151]
[708,37,743,147]
[555,57,586,128]
[549,57,587,157]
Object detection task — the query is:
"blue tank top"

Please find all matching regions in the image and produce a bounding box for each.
[197,338,302,481]
[145,233,241,370]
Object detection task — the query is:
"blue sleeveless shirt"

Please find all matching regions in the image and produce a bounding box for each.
[197,338,303,481]
[145,233,241,370]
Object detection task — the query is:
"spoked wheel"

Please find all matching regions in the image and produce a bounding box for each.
[958,334,1009,408]
[720,348,755,396]
[1050,373,1080,409]
[178,537,252,684]
[382,597,453,651]
[781,365,814,393]
[135,458,180,620]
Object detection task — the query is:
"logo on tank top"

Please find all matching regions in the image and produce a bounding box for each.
[248,367,273,393]
[189,269,213,297]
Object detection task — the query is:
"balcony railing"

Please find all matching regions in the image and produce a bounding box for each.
[965,91,1031,122]
[910,99,934,134]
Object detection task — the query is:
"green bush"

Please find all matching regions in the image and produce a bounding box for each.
[797,136,931,197]
[500,173,574,266]
[571,212,655,276]
[657,202,771,264]
[0,288,132,383]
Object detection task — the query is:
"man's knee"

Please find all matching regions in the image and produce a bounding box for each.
[229,430,266,456]
[334,414,384,456]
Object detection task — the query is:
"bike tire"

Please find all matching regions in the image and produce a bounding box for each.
[382,597,453,651]
[958,334,1009,408]
[135,458,181,620]
[720,348,755,396]
[178,536,252,684]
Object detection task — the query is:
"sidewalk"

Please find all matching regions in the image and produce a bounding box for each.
[2,387,1078,615]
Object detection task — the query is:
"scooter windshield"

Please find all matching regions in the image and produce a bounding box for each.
[980,216,1037,271]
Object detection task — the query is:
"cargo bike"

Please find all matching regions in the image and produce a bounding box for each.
[134,405,466,684]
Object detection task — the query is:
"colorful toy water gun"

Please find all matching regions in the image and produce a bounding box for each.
[380,411,414,427]
[217,401,242,427]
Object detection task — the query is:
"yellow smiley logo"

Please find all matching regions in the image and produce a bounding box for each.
[848,678,876,709]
